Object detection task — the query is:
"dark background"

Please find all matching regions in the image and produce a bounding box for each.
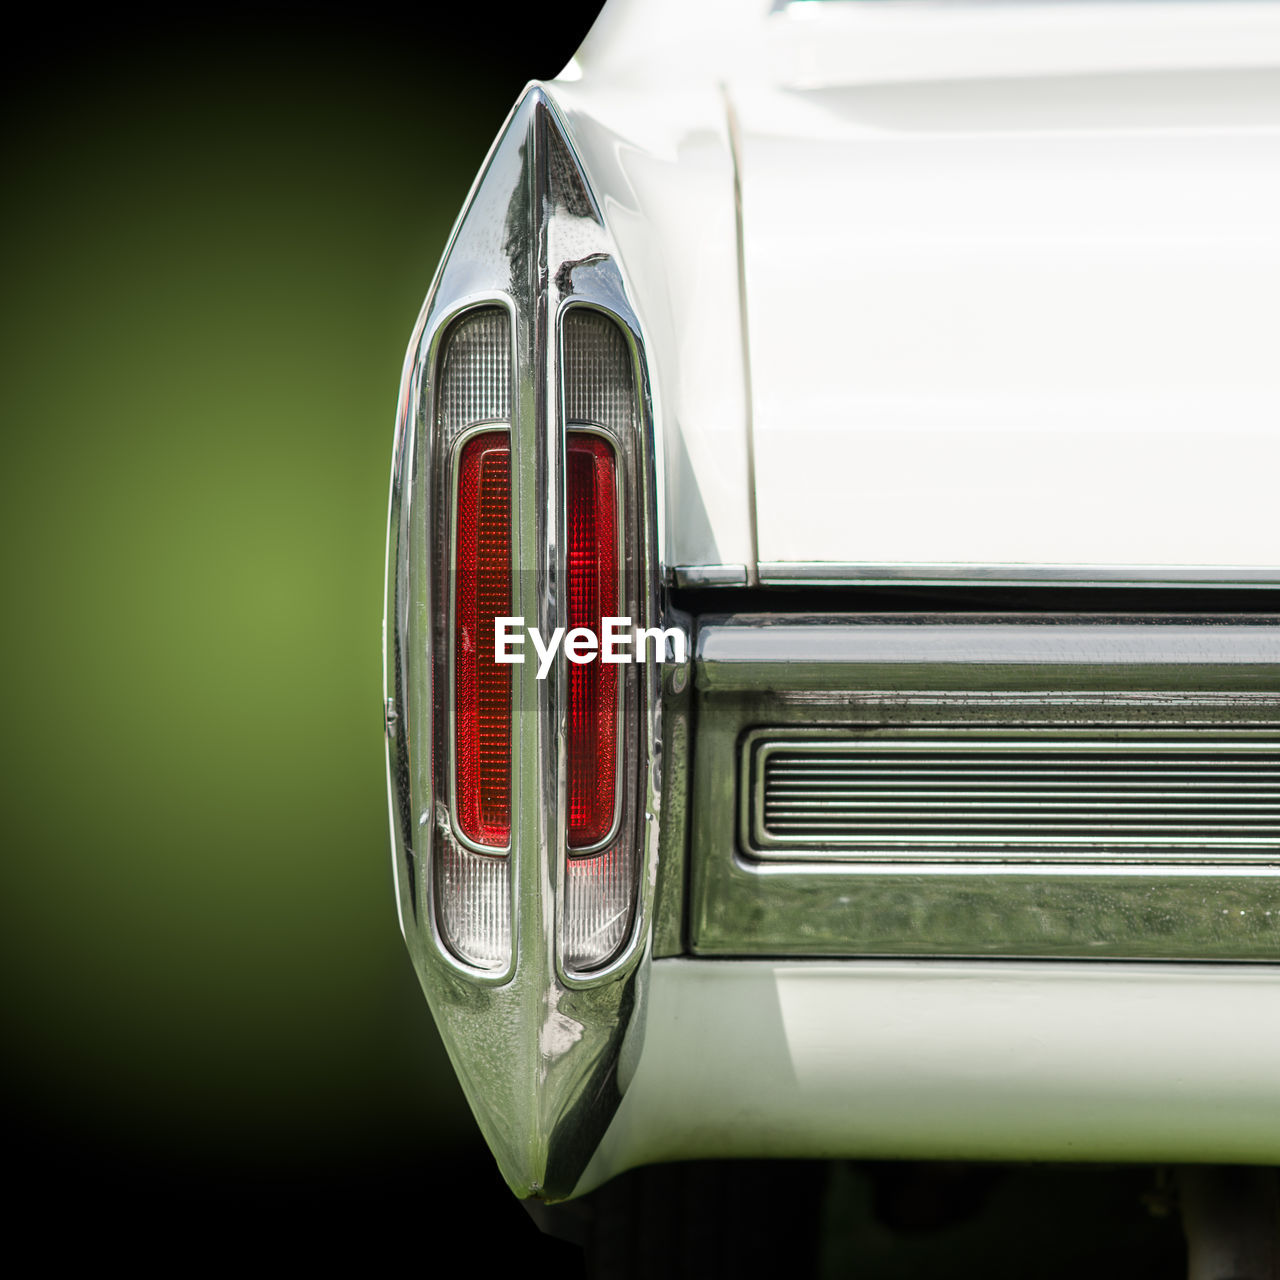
[3,2,603,1265]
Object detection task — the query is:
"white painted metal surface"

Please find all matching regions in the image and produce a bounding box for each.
[577,957,1280,1192]
[558,0,1280,580]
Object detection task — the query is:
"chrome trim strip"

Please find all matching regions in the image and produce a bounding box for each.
[696,616,1280,693]
[669,563,750,589]
[689,615,1280,961]
[758,562,1280,588]
[721,85,760,588]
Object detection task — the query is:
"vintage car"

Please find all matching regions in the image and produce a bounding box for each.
[383,0,1280,1271]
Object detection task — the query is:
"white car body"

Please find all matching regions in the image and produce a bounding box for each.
[384,0,1280,1209]
[560,0,1280,583]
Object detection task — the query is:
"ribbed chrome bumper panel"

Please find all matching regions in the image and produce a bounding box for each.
[690,615,1280,961]
[747,731,1280,859]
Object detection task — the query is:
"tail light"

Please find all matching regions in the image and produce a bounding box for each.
[384,88,662,1199]
[561,310,640,973]
[455,431,512,847]
[566,433,618,849]
[433,308,512,971]
[423,305,644,975]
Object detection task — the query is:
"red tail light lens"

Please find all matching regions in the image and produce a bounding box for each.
[566,433,618,849]
[455,430,512,848]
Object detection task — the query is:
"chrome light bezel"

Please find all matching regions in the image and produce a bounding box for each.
[382,84,667,1198]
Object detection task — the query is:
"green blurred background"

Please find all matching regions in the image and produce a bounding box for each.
[2,2,600,1261]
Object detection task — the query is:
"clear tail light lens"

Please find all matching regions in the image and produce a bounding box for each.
[436,843,511,973]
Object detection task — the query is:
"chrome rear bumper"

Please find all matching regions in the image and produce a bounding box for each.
[689,615,1280,960]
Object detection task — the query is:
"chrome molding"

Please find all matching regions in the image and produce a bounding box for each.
[721,83,761,588]
[697,618,1280,693]
[690,614,1280,961]
[744,729,1280,859]
[383,85,664,1199]
[757,562,1280,588]
[668,563,749,589]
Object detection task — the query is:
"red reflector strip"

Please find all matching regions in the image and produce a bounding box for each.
[455,431,511,848]
[566,433,619,849]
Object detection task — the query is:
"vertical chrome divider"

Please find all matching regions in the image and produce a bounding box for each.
[538,98,570,1002]
[503,95,544,1185]
[512,94,569,1176]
